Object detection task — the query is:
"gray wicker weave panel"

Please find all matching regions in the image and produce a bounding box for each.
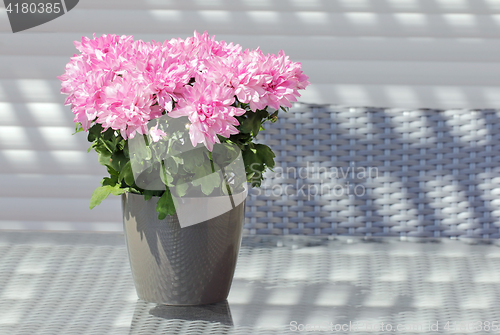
[245,105,500,238]
[2,231,500,334]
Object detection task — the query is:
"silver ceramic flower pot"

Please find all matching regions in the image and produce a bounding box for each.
[122,192,245,305]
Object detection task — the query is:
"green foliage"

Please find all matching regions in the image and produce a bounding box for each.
[156,188,176,220]
[119,161,135,186]
[73,123,84,135]
[90,184,127,209]
[193,168,221,195]
[241,143,275,187]
[82,98,283,219]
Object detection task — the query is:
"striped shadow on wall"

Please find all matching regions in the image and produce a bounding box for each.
[1,0,500,234]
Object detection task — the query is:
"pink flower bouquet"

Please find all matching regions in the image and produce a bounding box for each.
[59,32,309,218]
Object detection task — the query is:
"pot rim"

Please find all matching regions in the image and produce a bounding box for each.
[124,186,248,200]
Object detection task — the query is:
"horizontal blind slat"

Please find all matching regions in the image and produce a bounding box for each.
[0,174,102,198]
[0,197,121,222]
[300,84,500,109]
[12,0,500,14]
[2,10,500,38]
[0,126,88,150]
[0,149,106,174]
[2,34,500,63]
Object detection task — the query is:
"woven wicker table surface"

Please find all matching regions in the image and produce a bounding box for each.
[1,231,500,334]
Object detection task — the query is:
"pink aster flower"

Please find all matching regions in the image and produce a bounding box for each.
[194,50,266,109]
[142,42,192,112]
[245,50,310,112]
[75,34,137,75]
[168,80,245,151]
[95,72,162,139]
[166,31,241,63]
[59,34,170,139]
[226,50,269,107]
[58,34,141,131]
[59,31,310,146]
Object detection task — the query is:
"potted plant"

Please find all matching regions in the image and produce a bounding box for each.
[58,31,309,305]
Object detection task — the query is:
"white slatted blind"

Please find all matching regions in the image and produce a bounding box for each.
[1,0,500,231]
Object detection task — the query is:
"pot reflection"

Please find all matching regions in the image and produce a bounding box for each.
[149,300,233,326]
[128,299,234,334]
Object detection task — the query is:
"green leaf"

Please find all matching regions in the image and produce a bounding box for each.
[106,165,120,177]
[144,189,155,201]
[110,186,128,196]
[90,185,127,209]
[87,142,96,153]
[255,144,276,168]
[212,143,239,166]
[100,138,115,153]
[242,146,262,167]
[73,123,84,135]
[238,118,252,134]
[118,161,135,186]
[110,151,128,172]
[252,109,270,137]
[193,161,213,179]
[175,183,189,197]
[87,123,103,142]
[101,127,115,141]
[122,141,129,158]
[159,161,174,186]
[192,171,221,195]
[129,137,152,161]
[241,145,267,187]
[151,138,169,161]
[101,175,118,187]
[250,176,262,187]
[136,163,166,191]
[182,147,207,167]
[98,151,112,166]
[239,111,263,136]
[164,156,178,174]
[156,189,176,220]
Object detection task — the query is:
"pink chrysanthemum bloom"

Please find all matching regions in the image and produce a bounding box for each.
[194,50,266,111]
[167,31,241,63]
[165,31,243,84]
[246,50,310,112]
[74,34,135,59]
[58,34,140,131]
[168,80,246,151]
[95,71,163,140]
[143,41,192,113]
[59,35,170,140]
[59,31,310,147]
[222,50,269,108]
